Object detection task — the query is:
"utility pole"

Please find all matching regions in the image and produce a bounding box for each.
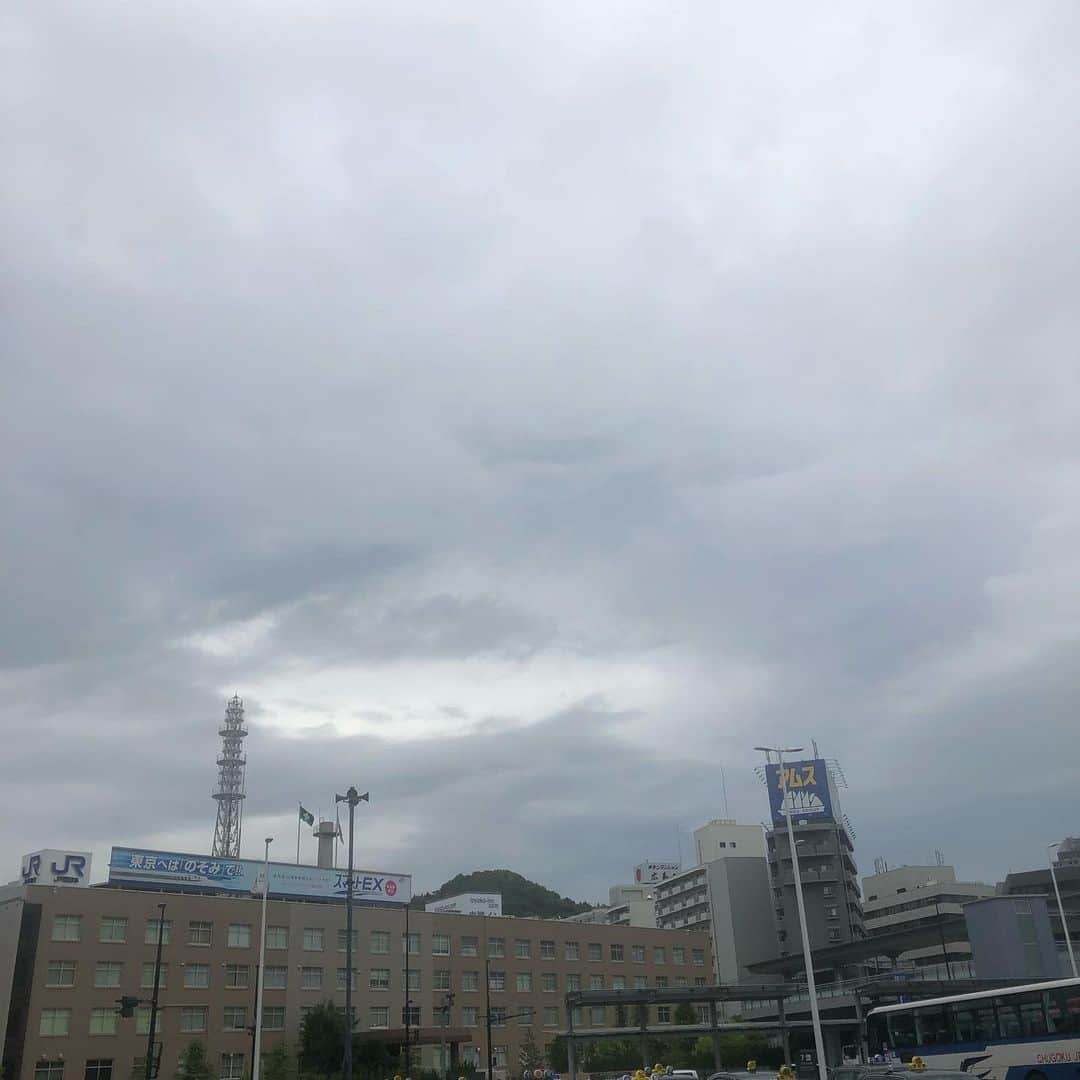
[144,902,166,1080]
[932,899,953,980]
[485,935,494,1080]
[439,992,455,1080]
[404,902,411,1074]
[252,837,273,1080]
[335,786,369,1080]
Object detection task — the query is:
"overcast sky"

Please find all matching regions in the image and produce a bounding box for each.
[3,1,1080,903]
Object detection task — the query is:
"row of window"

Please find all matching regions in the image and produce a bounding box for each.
[40,997,704,1041]
[44,957,705,994]
[49,917,703,964]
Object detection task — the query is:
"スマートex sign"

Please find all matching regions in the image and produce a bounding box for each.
[108,847,411,904]
[766,758,834,826]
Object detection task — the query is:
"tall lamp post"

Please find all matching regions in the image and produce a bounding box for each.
[144,902,166,1080]
[1049,843,1078,978]
[336,787,369,1080]
[756,745,828,1080]
[252,837,273,1080]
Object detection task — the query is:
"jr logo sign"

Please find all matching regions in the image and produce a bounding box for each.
[21,850,92,887]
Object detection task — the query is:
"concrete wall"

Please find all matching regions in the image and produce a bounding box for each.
[965,895,1062,979]
[711,858,776,982]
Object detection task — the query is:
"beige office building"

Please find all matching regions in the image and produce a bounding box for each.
[1,882,712,1080]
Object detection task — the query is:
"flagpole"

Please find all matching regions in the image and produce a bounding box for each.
[297,805,301,865]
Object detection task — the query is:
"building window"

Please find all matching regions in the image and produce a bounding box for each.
[566,974,581,991]
[587,943,602,962]
[590,1007,606,1026]
[180,1007,208,1033]
[263,1007,286,1031]
[826,906,839,919]
[302,967,323,990]
[144,919,170,945]
[188,921,213,946]
[541,973,558,993]
[489,970,506,992]
[631,945,645,963]
[337,929,360,953]
[266,926,288,950]
[822,886,836,898]
[264,966,287,989]
[224,1006,247,1030]
[490,1007,507,1027]
[89,1008,117,1036]
[337,969,358,992]
[304,927,324,952]
[653,947,666,964]
[39,1009,72,1036]
[370,1007,390,1028]
[434,969,452,990]
[564,941,580,961]
[224,964,249,989]
[184,963,210,989]
[36,1064,64,1080]
[99,918,127,944]
[369,968,390,991]
[697,1005,710,1023]
[46,961,77,987]
[691,949,705,966]
[462,1006,479,1027]
[544,1006,559,1027]
[364,929,387,955]
[52,916,82,943]
[675,976,688,987]
[517,972,533,992]
[775,908,785,920]
[406,968,421,991]
[402,1006,421,1027]
[227,924,251,948]
[85,1056,112,1079]
[433,933,451,956]
[461,936,479,957]
[656,976,669,989]
[403,932,421,955]
[612,975,626,990]
[610,943,623,961]
[514,938,531,959]
[657,1006,672,1024]
[571,1007,584,1026]
[694,977,707,987]
[633,976,647,989]
[220,1054,245,1080]
[540,940,556,959]
[462,970,479,992]
[672,946,685,964]
[141,963,168,988]
[493,1047,508,1068]
[487,937,505,958]
[827,928,841,942]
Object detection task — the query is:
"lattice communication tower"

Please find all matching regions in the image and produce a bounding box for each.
[211,695,248,858]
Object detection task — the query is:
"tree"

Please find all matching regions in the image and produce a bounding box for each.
[299,1001,346,1076]
[176,1042,216,1080]
[263,1044,291,1080]
[519,1029,544,1073]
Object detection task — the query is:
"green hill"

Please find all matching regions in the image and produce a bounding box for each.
[411,869,597,918]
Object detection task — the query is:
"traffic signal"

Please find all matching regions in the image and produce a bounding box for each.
[118,996,140,1017]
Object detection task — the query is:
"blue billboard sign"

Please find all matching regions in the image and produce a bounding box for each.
[108,847,411,904]
[765,758,834,826]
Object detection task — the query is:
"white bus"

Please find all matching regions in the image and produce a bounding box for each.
[866,977,1080,1080]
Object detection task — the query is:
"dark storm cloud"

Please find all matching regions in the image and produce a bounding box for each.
[3,0,1080,895]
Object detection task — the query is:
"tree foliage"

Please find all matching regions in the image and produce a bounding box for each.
[410,870,594,917]
[299,1001,345,1076]
[263,1044,291,1080]
[176,1042,216,1080]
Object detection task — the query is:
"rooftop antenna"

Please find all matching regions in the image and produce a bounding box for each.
[811,738,820,757]
[935,849,945,867]
[874,856,886,875]
[212,695,248,859]
[720,766,730,818]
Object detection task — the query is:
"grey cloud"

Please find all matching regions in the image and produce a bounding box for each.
[3,0,1080,894]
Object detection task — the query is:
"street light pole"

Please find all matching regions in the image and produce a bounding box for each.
[144,902,166,1080]
[484,931,494,1080]
[336,786,369,1080]
[253,837,273,1080]
[756,745,828,1080]
[1049,843,1078,978]
[932,900,953,980]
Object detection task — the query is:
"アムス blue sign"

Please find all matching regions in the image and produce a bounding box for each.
[765,758,834,825]
[108,847,411,904]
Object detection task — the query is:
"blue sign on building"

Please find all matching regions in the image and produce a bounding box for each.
[765,758,834,826]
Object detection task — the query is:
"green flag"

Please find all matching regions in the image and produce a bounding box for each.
[299,805,314,826]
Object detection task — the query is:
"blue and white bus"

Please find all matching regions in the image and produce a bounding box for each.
[866,977,1080,1080]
